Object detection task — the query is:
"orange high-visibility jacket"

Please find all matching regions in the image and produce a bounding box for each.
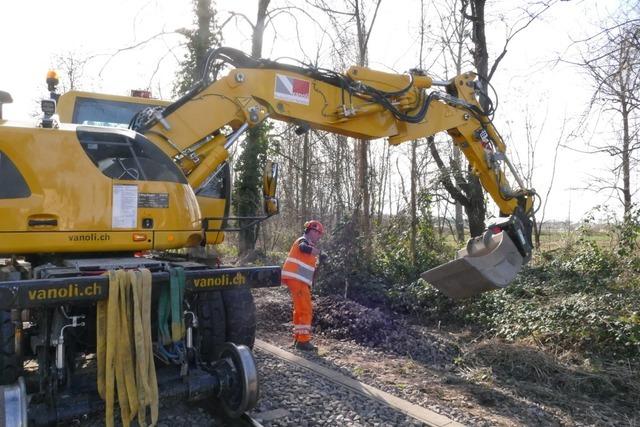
[282,237,317,286]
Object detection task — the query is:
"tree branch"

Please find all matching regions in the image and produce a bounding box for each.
[428,138,470,205]
[98,30,177,77]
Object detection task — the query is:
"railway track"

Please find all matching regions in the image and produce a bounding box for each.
[5,337,464,426]
[250,339,463,427]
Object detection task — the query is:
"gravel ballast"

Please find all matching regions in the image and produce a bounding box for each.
[251,348,426,427]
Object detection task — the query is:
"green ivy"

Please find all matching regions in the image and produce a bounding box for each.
[173,0,223,96]
[383,223,640,361]
[371,200,451,285]
[233,124,270,254]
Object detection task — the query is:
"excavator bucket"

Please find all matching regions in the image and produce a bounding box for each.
[421,230,524,299]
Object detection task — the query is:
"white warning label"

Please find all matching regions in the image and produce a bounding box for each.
[274,74,311,105]
[112,184,138,229]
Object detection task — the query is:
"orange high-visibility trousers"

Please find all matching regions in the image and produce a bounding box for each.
[284,279,312,343]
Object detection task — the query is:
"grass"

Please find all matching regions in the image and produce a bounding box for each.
[439,224,619,254]
[460,338,640,422]
[536,229,613,252]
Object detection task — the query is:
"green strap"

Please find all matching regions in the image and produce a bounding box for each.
[157,266,186,346]
[170,267,185,342]
[157,276,171,346]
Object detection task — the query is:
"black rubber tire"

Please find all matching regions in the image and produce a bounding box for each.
[196,291,227,363]
[222,287,256,349]
[196,287,256,362]
[0,310,19,385]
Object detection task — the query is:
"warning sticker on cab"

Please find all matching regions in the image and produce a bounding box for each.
[112,184,138,228]
[274,74,310,105]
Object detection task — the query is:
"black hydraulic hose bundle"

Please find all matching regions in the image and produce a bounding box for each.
[135,46,500,137]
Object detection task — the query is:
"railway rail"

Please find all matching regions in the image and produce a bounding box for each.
[2,337,463,426]
[252,339,462,427]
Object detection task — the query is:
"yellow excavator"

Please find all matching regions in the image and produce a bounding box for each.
[0,47,534,425]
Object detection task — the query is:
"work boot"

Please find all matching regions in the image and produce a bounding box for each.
[294,340,317,352]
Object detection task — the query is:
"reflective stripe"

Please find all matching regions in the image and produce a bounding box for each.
[283,257,315,282]
[282,236,318,286]
[293,324,312,332]
[285,257,315,271]
[298,265,315,281]
[282,271,313,286]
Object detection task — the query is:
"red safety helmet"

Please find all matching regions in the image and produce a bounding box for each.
[304,220,324,235]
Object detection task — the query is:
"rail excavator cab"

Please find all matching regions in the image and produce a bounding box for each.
[421,215,532,299]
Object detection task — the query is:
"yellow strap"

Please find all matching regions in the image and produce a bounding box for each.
[142,269,159,425]
[131,270,147,426]
[97,269,159,427]
[117,270,139,424]
[130,269,159,426]
[105,270,119,427]
[96,282,107,400]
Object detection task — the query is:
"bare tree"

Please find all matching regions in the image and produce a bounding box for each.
[508,105,566,249]
[426,0,472,242]
[409,0,431,266]
[353,0,382,250]
[52,51,91,92]
[426,0,560,237]
[572,12,640,216]
[309,0,383,252]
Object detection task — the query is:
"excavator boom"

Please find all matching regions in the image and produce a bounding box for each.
[134,48,535,298]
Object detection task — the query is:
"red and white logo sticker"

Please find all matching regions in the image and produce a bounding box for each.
[274,74,310,105]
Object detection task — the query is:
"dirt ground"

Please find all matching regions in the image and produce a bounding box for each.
[253,286,639,427]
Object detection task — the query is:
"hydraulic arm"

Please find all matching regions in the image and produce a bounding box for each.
[138,48,532,215]
[133,48,535,297]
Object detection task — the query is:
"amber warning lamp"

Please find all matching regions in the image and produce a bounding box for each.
[46,70,60,92]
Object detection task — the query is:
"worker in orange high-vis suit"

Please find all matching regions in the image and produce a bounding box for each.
[281,220,324,351]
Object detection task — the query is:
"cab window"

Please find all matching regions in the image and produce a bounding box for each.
[77,129,187,184]
[196,162,230,199]
[0,150,31,198]
[73,97,162,128]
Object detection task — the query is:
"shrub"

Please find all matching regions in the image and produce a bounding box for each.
[383,225,640,361]
[314,217,390,307]
[372,213,451,285]
[460,241,640,361]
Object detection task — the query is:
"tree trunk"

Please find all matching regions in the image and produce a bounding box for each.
[237,0,270,255]
[354,0,371,251]
[359,139,370,239]
[466,174,486,237]
[410,139,418,267]
[621,102,631,216]
[464,0,488,235]
[251,0,269,58]
[334,136,346,222]
[194,0,213,77]
[453,0,466,242]
[301,131,310,220]
[453,149,465,241]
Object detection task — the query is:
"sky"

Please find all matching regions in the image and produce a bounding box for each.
[1,0,634,222]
